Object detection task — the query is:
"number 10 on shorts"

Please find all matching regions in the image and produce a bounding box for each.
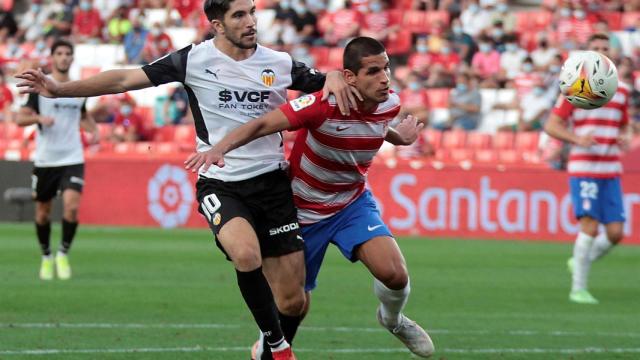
[201,193,221,224]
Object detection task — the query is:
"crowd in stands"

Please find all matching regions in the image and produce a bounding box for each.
[0,0,639,168]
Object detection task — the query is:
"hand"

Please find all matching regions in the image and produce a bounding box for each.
[39,116,55,126]
[574,133,597,148]
[394,115,424,145]
[16,68,60,97]
[88,130,100,145]
[322,71,363,116]
[617,133,632,151]
[184,147,225,173]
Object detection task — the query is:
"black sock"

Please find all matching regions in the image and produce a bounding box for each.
[35,222,51,256]
[236,268,285,350]
[278,311,303,344]
[60,219,78,254]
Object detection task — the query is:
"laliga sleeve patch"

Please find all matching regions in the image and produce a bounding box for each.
[290,94,316,112]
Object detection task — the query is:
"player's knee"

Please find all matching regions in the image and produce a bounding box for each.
[378,266,409,290]
[63,207,79,222]
[277,289,306,316]
[608,231,624,244]
[231,249,262,271]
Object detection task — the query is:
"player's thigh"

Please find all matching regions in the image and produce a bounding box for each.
[218,217,263,271]
[604,221,624,244]
[355,235,408,289]
[61,189,81,210]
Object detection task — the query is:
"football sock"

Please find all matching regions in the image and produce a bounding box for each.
[60,219,78,254]
[374,278,410,327]
[572,232,594,292]
[35,222,51,256]
[236,268,287,351]
[589,232,614,262]
[278,311,304,344]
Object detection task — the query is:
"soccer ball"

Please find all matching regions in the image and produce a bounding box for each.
[558,50,618,109]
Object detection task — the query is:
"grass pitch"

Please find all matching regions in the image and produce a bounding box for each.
[1,223,639,359]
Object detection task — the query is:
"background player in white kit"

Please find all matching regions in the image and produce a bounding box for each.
[17,1,357,358]
[17,39,98,281]
[545,33,631,304]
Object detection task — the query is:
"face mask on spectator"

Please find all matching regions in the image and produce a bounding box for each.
[160,40,169,48]
[560,7,571,17]
[522,63,533,72]
[370,2,382,12]
[497,3,508,12]
[505,43,518,52]
[468,3,479,13]
[441,46,451,55]
[456,83,467,92]
[409,82,421,91]
[36,41,46,51]
[532,87,545,96]
[121,105,133,116]
[151,27,161,36]
[31,4,41,12]
[549,65,560,73]
[280,0,290,10]
[80,1,91,11]
[479,43,491,53]
[492,29,504,38]
[452,26,463,35]
[416,44,428,53]
[292,1,306,14]
[573,10,585,19]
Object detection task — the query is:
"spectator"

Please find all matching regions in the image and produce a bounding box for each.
[425,63,455,88]
[107,5,132,43]
[319,0,362,46]
[289,0,320,45]
[43,0,74,38]
[471,37,501,87]
[142,23,174,64]
[399,72,430,121]
[490,0,516,33]
[460,0,492,37]
[0,7,17,42]
[407,36,432,79]
[2,37,26,75]
[166,0,201,27]
[0,69,13,122]
[630,90,640,135]
[111,98,147,142]
[448,17,475,64]
[487,20,508,52]
[17,0,50,42]
[72,0,104,43]
[90,93,136,124]
[162,86,190,125]
[361,0,399,45]
[268,1,301,46]
[511,56,543,97]
[123,17,149,64]
[290,43,315,68]
[427,21,448,54]
[431,39,461,73]
[434,73,482,130]
[495,78,552,132]
[530,37,558,68]
[500,35,528,80]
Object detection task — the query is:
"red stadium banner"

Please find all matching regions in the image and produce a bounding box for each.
[80,158,640,244]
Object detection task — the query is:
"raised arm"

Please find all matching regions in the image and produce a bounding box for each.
[16,68,152,98]
[184,109,292,172]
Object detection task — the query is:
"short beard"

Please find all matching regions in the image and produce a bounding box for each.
[55,66,70,74]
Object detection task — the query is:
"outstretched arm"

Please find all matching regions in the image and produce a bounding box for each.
[184,109,292,172]
[16,68,153,98]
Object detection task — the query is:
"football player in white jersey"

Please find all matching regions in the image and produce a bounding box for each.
[17,1,358,359]
[545,34,631,304]
[17,39,98,281]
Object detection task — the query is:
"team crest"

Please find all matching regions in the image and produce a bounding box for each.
[290,94,316,111]
[261,69,276,87]
[213,213,221,226]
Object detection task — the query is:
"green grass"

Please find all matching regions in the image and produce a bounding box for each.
[1,223,639,360]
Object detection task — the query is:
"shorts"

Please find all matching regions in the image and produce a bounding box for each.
[569,176,625,224]
[302,190,392,291]
[32,164,85,202]
[196,169,304,259]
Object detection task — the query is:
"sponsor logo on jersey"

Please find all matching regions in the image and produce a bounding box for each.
[336,126,351,132]
[205,68,220,79]
[290,94,316,112]
[261,69,275,87]
[269,222,299,236]
[218,90,271,110]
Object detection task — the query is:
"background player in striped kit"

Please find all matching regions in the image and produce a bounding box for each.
[186,37,434,358]
[17,38,98,280]
[545,33,631,304]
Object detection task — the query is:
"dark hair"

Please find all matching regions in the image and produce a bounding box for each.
[587,33,609,44]
[51,38,74,54]
[343,37,386,74]
[203,0,234,21]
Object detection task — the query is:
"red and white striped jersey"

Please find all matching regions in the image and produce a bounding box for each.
[280,91,401,224]
[551,82,630,178]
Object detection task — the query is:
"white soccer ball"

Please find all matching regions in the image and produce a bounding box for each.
[558,50,618,109]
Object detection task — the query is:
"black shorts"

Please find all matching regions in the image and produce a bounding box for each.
[32,164,85,202]
[196,169,304,259]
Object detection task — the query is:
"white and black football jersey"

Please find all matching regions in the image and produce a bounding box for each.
[25,92,86,167]
[142,39,326,181]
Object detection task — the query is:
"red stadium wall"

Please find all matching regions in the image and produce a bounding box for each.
[80,157,640,244]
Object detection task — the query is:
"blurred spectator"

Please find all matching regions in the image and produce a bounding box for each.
[427,21,448,54]
[431,39,461,73]
[494,78,552,132]
[2,36,26,75]
[407,36,432,79]
[166,0,201,27]
[142,23,174,64]
[290,43,315,68]
[107,5,132,43]
[111,98,147,142]
[425,63,455,88]
[319,1,362,46]
[490,0,516,33]
[530,37,558,68]
[630,90,640,134]
[398,72,430,121]
[288,1,320,45]
[556,3,595,50]
[448,18,475,64]
[267,1,301,46]
[471,37,500,87]
[162,86,190,125]
[123,17,148,64]
[91,93,136,124]
[0,69,13,122]
[541,53,562,99]
[486,20,508,52]
[17,1,50,42]
[434,73,481,130]
[511,56,544,97]
[72,0,104,43]
[361,0,399,45]
[500,35,528,80]
[460,0,492,37]
[0,7,17,42]
[43,0,74,38]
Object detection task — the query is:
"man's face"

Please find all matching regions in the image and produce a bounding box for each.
[588,38,610,58]
[52,46,73,73]
[348,52,391,104]
[216,0,257,49]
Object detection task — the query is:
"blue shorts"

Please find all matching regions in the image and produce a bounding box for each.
[569,177,625,224]
[301,190,392,292]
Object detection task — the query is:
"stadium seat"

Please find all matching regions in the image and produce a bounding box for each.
[425,88,450,109]
[449,148,472,162]
[515,11,552,32]
[309,46,330,69]
[385,30,412,56]
[401,10,428,34]
[493,131,515,150]
[515,131,541,152]
[498,149,520,163]
[113,142,133,154]
[174,124,195,144]
[602,11,623,31]
[155,142,180,154]
[97,123,112,140]
[326,47,343,71]
[621,12,640,29]
[430,108,450,127]
[466,132,492,149]
[425,11,450,26]
[441,129,467,149]
[422,129,442,148]
[153,125,176,142]
[474,149,498,164]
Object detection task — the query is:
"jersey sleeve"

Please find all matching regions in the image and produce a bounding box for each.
[141,45,192,86]
[289,59,326,93]
[279,92,328,130]
[551,96,574,121]
[24,93,39,114]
